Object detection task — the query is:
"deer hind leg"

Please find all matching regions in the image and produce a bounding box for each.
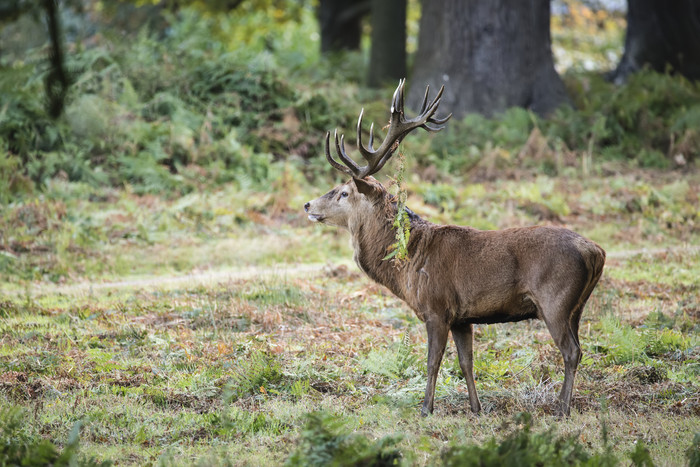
[451,324,481,414]
[558,323,582,417]
[421,317,450,417]
[553,265,603,416]
[538,293,584,417]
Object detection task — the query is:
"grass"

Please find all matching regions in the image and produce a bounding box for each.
[2,167,698,288]
[0,170,698,464]
[1,2,699,464]
[1,118,698,465]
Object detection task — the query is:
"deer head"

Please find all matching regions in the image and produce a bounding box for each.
[305,79,451,227]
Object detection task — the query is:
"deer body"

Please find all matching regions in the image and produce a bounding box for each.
[305,80,605,416]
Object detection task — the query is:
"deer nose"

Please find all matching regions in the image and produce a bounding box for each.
[304,202,310,212]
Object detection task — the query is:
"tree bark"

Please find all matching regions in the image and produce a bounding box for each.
[45,0,70,118]
[610,0,700,84]
[367,0,406,87]
[319,0,370,53]
[409,0,568,118]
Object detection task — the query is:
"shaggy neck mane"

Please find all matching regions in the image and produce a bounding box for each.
[347,193,425,299]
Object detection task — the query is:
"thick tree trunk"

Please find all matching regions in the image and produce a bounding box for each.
[409,0,568,117]
[319,0,370,53]
[367,0,406,87]
[610,0,700,84]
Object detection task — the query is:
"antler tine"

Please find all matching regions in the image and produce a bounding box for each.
[417,86,452,132]
[325,131,354,177]
[356,108,368,158]
[412,85,445,124]
[335,131,361,174]
[429,110,452,126]
[390,78,406,115]
[423,120,451,132]
[356,108,364,144]
[422,110,453,132]
[357,112,377,154]
[418,85,430,114]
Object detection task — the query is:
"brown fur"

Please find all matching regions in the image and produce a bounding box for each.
[305,176,605,416]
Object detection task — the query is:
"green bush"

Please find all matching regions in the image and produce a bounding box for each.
[422,70,700,175]
[361,332,419,380]
[284,412,660,467]
[549,71,700,167]
[0,406,110,466]
[226,351,283,401]
[595,314,692,364]
[284,412,403,467]
[3,5,699,203]
[440,412,652,467]
[0,7,349,199]
[687,433,700,467]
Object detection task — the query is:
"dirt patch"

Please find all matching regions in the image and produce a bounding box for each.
[575,379,699,416]
[0,374,46,401]
[626,366,668,384]
[108,372,151,387]
[325,264,362,280]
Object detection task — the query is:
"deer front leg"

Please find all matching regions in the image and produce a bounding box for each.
[452,324,481,414]
[421,318,450,417]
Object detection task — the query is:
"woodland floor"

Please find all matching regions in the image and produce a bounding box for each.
[1,168,699,465]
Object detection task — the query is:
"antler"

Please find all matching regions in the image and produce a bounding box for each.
[325,79,451,179]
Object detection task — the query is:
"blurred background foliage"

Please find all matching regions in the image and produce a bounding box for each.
[0,0,698,204]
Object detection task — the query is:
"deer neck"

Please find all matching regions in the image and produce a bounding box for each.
[347,201,408,296]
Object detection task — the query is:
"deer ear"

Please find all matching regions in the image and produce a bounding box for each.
[353,178,379,198]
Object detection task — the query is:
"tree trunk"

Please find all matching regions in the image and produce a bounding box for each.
[319,0,370,53]
[610,0,700,84]
[409,0,568,117]
[367,0,406,87]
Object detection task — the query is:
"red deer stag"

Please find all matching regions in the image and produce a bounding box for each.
[304,80,606,417]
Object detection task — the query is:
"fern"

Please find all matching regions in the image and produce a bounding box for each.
[687,433,700,467]
[384,152,412,263]
[284,412,403,467]
[361,332,418,380]
[441,412,621,467]
[220,408,285,436]
[0,406,110,466]
[227,351,282,401]
[289,378,311,399]
[395,331,418,378]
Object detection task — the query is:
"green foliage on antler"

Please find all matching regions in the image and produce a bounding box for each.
[384,153,412,263]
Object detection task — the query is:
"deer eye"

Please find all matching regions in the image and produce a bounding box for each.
[341,192,348,198]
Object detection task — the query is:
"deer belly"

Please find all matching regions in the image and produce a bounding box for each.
[454,292,539,324]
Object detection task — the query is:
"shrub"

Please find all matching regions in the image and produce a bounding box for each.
[549,71,700,167]
[284,412,403,467]
[440,412,651,467]
[226,351,283,401]
[0,406,110,466]
[360,332,419,380]
[687,433,700,467]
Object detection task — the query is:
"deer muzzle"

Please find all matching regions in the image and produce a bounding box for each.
[304,201,324,223]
